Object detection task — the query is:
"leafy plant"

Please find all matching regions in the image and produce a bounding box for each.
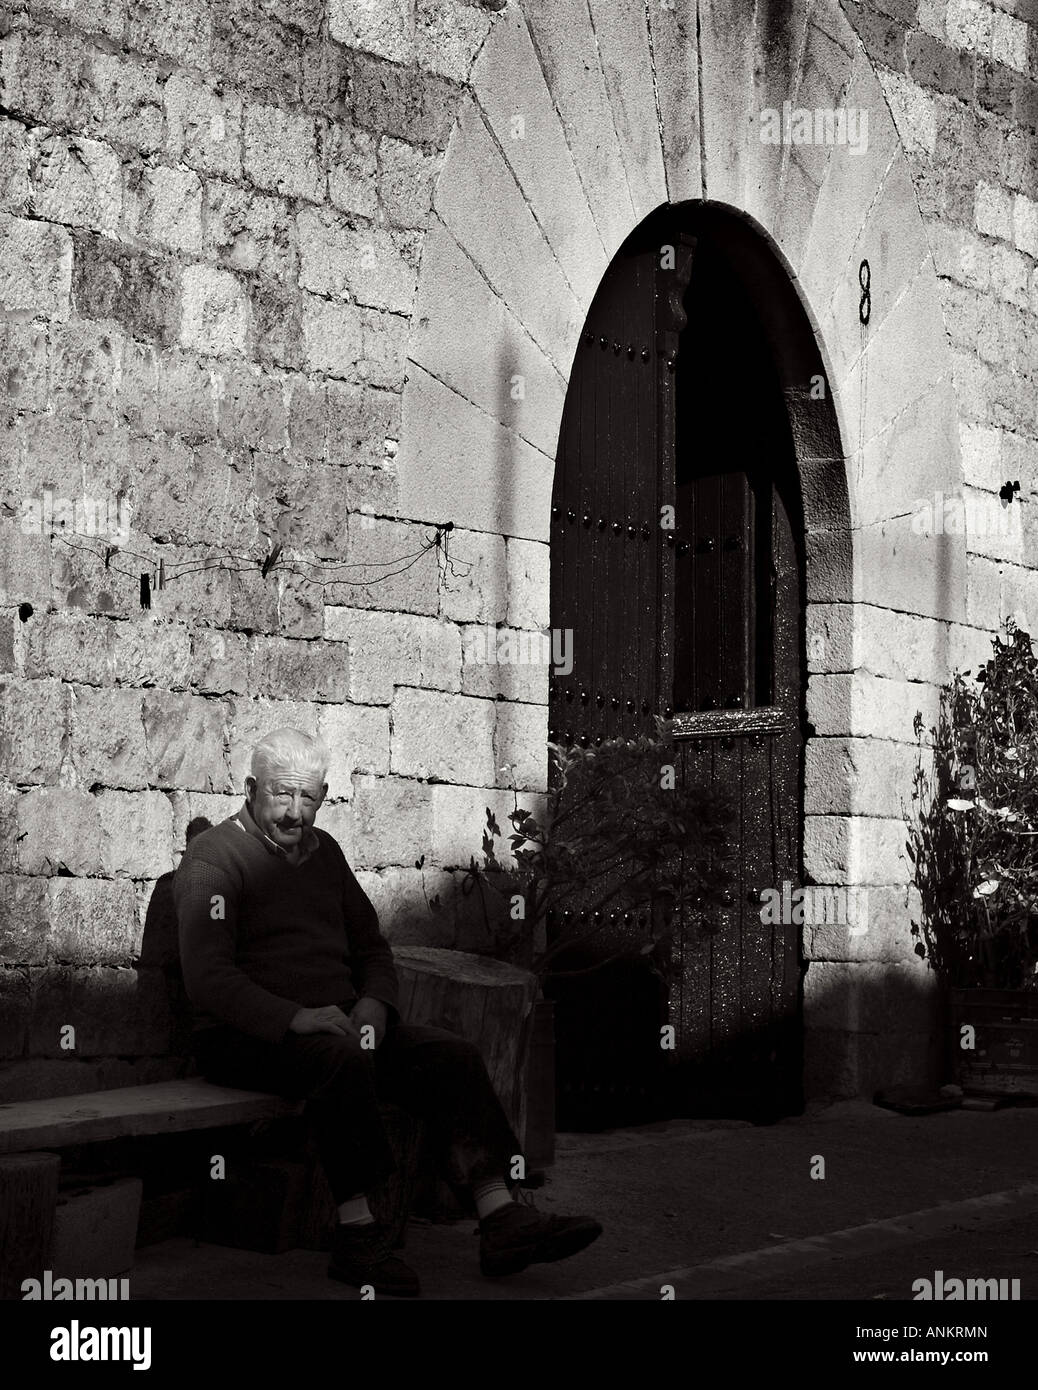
[427,717,738,982]
[907,618,1038,990]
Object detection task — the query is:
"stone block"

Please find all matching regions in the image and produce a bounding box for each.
[142,690,231,792]
[30,0,127,41]
[376,136,440,229]
[350,774,432,868]
[301,295,364,379]
[0,678,66,784]
[164,75,243,180]
[429,782,545,869]
[297,208,417,315]
[436,525,507,624]
[316,799,355,860]
[434,96,582,373]
[48,320,121,424]
[7,788,103,876]
[180,265,249,357]
[521,0,637,259]
[29,134,122,236]
[325,124,378,218]
[301,38,352,117]
[0,521,60,609]
[976,179,1014,239]
[293,379,398,466]
[0,214,72,320]
[202,183,297,280]
[493,700,547,793]
[330,0,416,64]
[97,790,174,878]
[505,539,549,631]
[46,876,141,965]
[244,104,322,203]
[249,279,304,370]
[126,0,213,64]
[332,516,439,615]
[415,0,493,82]
[803,814,914,887]
[390,687,495,784]
[211,0,303,103]
[946,0,992,52]
[356,307,408,390]
[806,883,924,966]
[804,736,918,817]
[460,625,548,703]
[73,236,180,347]
[803,959,938,1035]
[315,701,391,794]
[0,25,89,128]
[108,620,193,689]
[127,436,253,543]
[586,0,668,224]
[81,50,166,156]
[807,671,941,743]
[0,321,48,410]
[350,52,463,148]
[324,607,459,702]
[69,686,148,790]
[398,368,552,541]
[186,628,249,696]
[803,1026,940,1099]
[246,636,350,703]
[0,877,50,965]
[1013,191,1038,255]
[906,30,974,98]
[216,364,287,452]
[406,220,566,460]
[123,164,203,254]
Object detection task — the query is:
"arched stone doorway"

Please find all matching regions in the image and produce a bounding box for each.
[545,203,840,1125]
[400,0,968,1100]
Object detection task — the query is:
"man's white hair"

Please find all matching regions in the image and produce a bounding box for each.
[249,728,330,784]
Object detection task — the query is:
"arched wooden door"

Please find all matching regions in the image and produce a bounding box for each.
[547,208,806,1124]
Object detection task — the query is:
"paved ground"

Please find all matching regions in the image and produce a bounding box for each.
[128,1099,1038,1301]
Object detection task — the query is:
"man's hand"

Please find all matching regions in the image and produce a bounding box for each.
[288,1005,359,1038]
[350,996,388,1048]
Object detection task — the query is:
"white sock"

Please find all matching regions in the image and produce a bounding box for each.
[337,1194,375,1226]
[473,1179,513,1221]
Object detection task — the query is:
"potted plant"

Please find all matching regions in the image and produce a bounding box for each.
[907,618,1038,1097]
[427,717,737,1157]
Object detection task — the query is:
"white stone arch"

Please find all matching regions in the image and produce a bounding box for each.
[398,0,965,1091]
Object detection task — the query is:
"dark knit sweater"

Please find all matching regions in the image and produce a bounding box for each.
[172,811,399,1044]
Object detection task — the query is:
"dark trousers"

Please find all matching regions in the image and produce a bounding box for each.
[194,1018,521,1203]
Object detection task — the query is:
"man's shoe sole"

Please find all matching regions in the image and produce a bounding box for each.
[328,1265,421,1297]
[481,1219,603,1277]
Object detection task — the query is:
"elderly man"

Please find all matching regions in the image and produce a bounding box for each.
[173,728,602,1297]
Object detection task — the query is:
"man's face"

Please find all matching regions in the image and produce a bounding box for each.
[246,763,326,849]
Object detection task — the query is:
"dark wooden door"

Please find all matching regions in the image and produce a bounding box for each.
[547,215,805,1124]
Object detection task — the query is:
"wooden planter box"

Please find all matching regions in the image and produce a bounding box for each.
[950,988,1038,1096]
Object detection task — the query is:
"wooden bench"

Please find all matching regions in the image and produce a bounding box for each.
[0,947,539,1297]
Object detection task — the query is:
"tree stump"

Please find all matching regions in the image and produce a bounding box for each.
[394,947,539,1142]
[0,1152,61,1300]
